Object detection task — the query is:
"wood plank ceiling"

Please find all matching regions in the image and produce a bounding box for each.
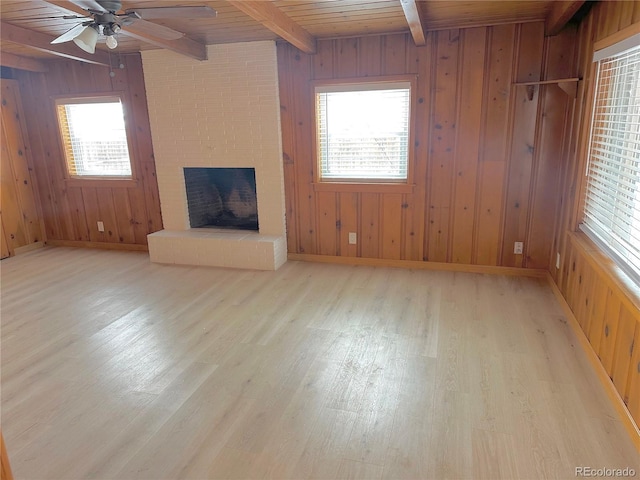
[0,0,585,68]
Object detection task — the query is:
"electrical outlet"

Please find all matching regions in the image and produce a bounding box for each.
[556,252,561,269]
[514,241,523,255]
[97,221,105,232]
[348,232,357,245]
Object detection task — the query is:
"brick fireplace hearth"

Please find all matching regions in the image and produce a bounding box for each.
[142,42,287,270]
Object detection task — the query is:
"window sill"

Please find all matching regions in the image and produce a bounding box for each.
[64,178,139,189]
[568,230,640,313]
[313,182,414,194]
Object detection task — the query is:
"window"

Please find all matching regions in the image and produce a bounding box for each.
[315,80,412,182]
[55,96,132,178]
[582,35,640,283]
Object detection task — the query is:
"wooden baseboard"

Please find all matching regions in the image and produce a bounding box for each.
[545,272,640,452]
[288,253,548,278]
[45,240,148,252]
[13,241,44,255]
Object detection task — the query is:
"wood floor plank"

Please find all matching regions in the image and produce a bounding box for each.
[291,407,358,480]
[0,247,637,479]
[383,410,432,479]
[74,361,223,479]
[336,459,384,480]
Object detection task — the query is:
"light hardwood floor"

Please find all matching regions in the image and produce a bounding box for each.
[1,247,637,479]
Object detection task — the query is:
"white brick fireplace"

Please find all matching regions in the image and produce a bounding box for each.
[142,41,287,270]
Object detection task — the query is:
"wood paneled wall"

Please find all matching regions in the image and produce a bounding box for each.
[277,25,576,268]
[0,79,44,258]
[550,2,640,429]
[13,55,162,247]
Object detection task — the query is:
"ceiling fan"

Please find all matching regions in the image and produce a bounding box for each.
[49,0,216,54]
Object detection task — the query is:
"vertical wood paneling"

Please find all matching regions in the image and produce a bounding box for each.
[0,79,44,256]
[627,324,640,423]
[313,40,334,79]
[381,194,403,260]
[617,0,635,30]
[278,25,574,269]
[358,36,382,77]
[600,291,621,377]
[278,45,299,253]
[317,191,338,256]
[382,34,407,75]
[0,133,27,249]
[575,264,595,332]
[14,54,162,247]
[360,193,380,258]
[569,252,585,316]
[2,82,43,244]
[127,188,150,245]
[611,307,637,402]
[602,1,623,37]
[338,192,358,257]
[1,221,9,259]
[66,188,89,241]
[335,38,359,78]
[120,55,162,236]
[20,73,61,240]
[587,282,608,356]
[501,23,544,268]
[527,28,576,270]
[559,240,572,296]
[450,28,485,264]
[96,188,119,243]
[293,50,317,254]
[634,1,640,23]
[427,29,459,263]
[564,246,577,309]
[525,78,569,268]
[81,187,102,243]
[474,25,515,265]
[404,34,428,262]
[112,191,136,245]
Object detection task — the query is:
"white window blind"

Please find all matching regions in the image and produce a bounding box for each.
[56,98,132,177]
[316,82,410,181]
[582,42,640,282]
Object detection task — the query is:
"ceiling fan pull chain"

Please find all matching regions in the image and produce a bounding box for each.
[108,50,115,78]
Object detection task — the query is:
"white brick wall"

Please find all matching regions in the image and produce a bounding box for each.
[142,42,287,270]
[142,41,286,237]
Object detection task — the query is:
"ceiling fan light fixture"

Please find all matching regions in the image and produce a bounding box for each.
[73,24,99,54]
[105,35,118,49]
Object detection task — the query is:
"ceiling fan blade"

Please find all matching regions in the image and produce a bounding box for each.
[122,18,184,40]
[50,22,89,44]
[67,0,108,13]
[124,6,216,20]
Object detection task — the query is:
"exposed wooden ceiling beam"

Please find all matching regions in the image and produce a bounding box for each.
[226,0,316,54]
[400,0,426,46]
[43,1,207,61]
[545,1,585,36]
[0,22,112,66]
[117,27,207,61]
[0,52,49,72]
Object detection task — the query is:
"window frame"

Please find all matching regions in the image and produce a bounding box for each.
[311,75,417,193]
[52,93,138,188]
[578,26,640,286]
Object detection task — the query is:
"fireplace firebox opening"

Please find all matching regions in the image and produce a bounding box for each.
[184,167,258,231]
